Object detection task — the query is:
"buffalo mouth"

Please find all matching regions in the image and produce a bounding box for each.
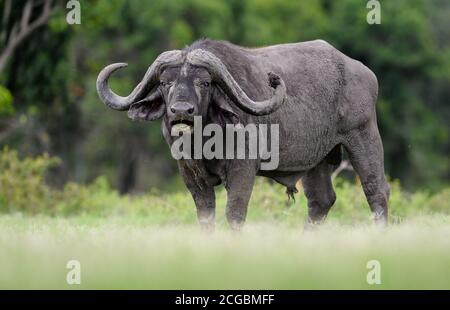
[170,118,194,134]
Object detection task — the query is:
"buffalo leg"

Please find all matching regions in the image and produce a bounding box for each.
[178,161,216,231]
[302,161,336,229]
[344,121,390,226]
[191,187,216,231]
[225,163,257,230]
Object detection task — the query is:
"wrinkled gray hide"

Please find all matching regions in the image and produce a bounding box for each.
[97,39,390,230]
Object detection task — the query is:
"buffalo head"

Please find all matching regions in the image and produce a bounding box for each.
[96,49,286,134]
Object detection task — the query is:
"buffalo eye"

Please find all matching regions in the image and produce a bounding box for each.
[160,81,172,87]
[201,81,210,88]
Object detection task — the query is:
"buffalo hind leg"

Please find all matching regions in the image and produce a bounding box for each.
[302,161,336,229]
[344,120,390,226]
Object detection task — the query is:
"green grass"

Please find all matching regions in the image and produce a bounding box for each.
[1,150,449,289]
[0,214,449,289]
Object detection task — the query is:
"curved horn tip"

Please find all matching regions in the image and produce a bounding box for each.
[113,62,128,68]
[96,62,133,111]
[103,62,128,72]
[97,63,129,85]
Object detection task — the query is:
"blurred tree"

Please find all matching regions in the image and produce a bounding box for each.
[0,0,78,185]
[325,0,449,189]
[0,0,59,73]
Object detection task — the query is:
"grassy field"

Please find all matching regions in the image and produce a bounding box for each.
[1,151,449,289]
[0,214,449,289]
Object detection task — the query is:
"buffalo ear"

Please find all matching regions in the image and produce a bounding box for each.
[211,86,239,124]
[127,90,165,121]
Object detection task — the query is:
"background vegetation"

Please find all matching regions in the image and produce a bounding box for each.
[1,0,449,195]
[0,147,448,223]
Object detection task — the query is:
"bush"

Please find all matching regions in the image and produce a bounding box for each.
[0,147,59,214]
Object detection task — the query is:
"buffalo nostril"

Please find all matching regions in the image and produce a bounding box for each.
[171,102,194,114]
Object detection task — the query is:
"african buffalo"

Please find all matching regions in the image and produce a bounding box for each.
[97,39,389,230]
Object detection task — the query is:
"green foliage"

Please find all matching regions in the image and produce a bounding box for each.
[241,0,328,44]
[0,147,59,214]
[0,148,448,223]
[1,0,449,191]
[0,86,14,116]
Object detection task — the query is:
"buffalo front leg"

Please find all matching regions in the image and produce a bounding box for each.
[190,188,216,231]
[224,163,257,230]
[178,161,216,231]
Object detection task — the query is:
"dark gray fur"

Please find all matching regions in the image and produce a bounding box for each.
[98,39,390,230]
